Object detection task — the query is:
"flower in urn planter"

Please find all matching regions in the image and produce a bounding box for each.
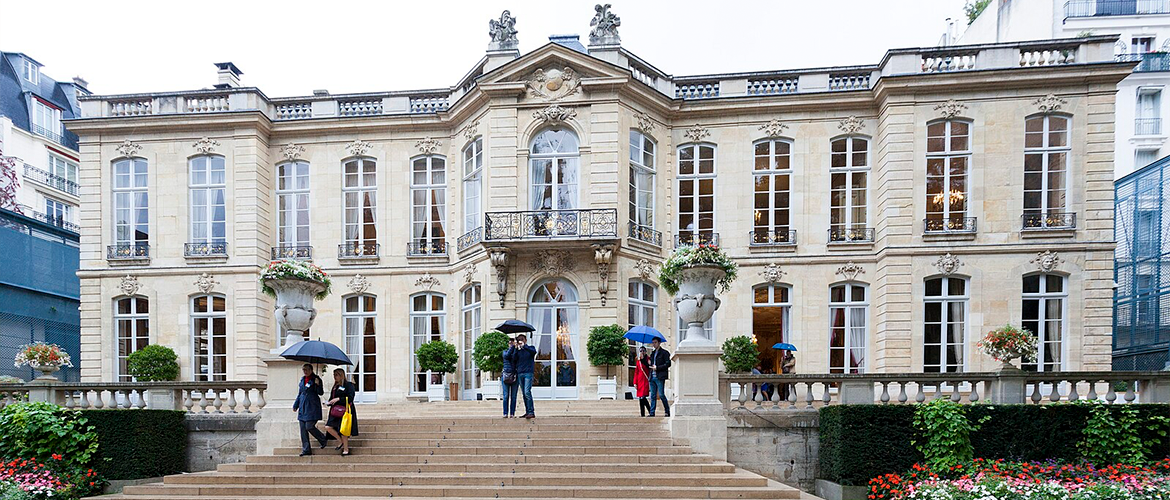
[658,244,738,345]
[260,260,332,348]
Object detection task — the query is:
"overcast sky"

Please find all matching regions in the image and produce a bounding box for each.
[0,0,968,97]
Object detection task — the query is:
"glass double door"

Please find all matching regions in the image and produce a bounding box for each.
[527,280,579,399]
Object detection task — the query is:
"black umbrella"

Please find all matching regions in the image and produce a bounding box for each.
[281,340,353,365]
[495,319,536,334]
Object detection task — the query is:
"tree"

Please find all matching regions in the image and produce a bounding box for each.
[964,0,992,25]
[127,345,180,381]
[720,336,760,374]
[472,330,510,376]
[586,324,627,378]
[415,340,459,375]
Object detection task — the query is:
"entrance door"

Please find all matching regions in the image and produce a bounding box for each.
[527,280,579,399]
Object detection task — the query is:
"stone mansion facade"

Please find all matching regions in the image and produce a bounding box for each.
[67,10,1126,402]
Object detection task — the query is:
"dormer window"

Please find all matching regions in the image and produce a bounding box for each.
[21,58,39,85]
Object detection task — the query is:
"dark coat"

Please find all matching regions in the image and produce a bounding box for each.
[506,345,537,374]
[501,347,516,374]
[650,347,671,381]
[325,381,359,436]
[292,374,324,422]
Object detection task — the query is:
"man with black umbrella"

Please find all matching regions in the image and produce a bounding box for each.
[506,334,538,419]
[292,363,328,456]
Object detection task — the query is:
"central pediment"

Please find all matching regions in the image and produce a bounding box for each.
[478,43,630,102]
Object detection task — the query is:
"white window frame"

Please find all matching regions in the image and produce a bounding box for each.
[22,59,39,84]
[830,136,869,233]
[410,155,447,254]
[188,155,226,245]
[925,120,971,224]
[276,161,310,248]
[629,130,656,230]
[112,158,148,246]
[114,296,149,382]
[461,284,483,398]
[752,139,792,243]
[829,283,868,374]
[31,100,61,141]
[462,138,483,233]
[627,280,657,391]
[1022,274,1068,372]
[191,294,227,382]
[753,283,792,343]
[1024,114,1070,216]
[342,157,377,246]
[44,197,72,224]
[410,292,447,394]
[924,276,968,373]
[344,294,378,400]
[529,129,580,211]
[48,154,78,185]
[677,143,717,243]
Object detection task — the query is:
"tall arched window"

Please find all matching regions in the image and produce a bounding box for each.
[410,155,447,255]
[1024,114,1071,229]
[629,130,656,239]
[530,129,579,211]
[191,294,227,381]
[752,139,793,245]
[276,161,310,250]
[528,280,580,398]
[924,276,967,372]
[461,284,483,399]
[926,120,970,231]
[463,138,483,234]
[188,156,226,253]
[411,292,446,394]
[112,158,149,254]
[115,296,149,381]
[677,143,716,245]
[829,283,867,373]
[753,284,792,373]
[830,136,869,240]
[627,280,657,391]
[343,157,377,251]
[344,294,377,397]
[1022,274,1066,372]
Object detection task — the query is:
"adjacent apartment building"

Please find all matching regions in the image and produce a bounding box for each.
[66,9,1125,401]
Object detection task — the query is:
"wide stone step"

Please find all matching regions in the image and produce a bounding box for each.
[246,452,715,465]
[283,437,676,447]
[323,430,671,439]
[122,483,798,498]
[272,445,693,456]
[217,462,737,474]
[350,423,667,433]
[349,416,661,425]
[163,471,770,488]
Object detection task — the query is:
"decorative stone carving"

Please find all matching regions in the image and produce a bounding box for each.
[634,259,656,281]
[192,137,219,154]
[838,116,865,135]
[759,263,786,284]
[346,140,372,157]
[1115,40,1128,55]
[460,120,480,141]
[758,119,788,138]
[532,104,577,124]
[463,263,478,285]
[415,273,441,290]
[194,273,218,294]
[636,113,655,134]
[347,274,371,294]
[488,10,519,50]
[526,67,581,101]
[588,4,621,45]
[683,124,710,142]
[415,137,442,155]
[835,262,865,281]
[115,140,142,157]
[280,143,305,161]
[934,253,964,276]
[1031,251,1063,273]
[593,243,615,306]
[118,275,141,296]
[532,249,574,276]
[1033,94,1067,113]
[488,247,512,308]
[934,99,968,119]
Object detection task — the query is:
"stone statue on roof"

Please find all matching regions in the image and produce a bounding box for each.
[489,10,519,51]
[589,4,620,45]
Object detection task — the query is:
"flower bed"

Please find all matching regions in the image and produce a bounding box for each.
[0,456,104,500]
[259,259,331,300]
[657,244,738,295]
[869,459,1170,500]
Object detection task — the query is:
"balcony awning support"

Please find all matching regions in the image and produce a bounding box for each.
[592,243,616,306]
[488,246,512,308]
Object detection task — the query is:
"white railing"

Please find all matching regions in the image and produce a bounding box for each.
[0,386,29,408]
[676,81,720,99]
[747,76,798,95]
[921,52,979,73]
[275,101,313,120]
[1020,46,1077,67]
[184,95,229,113]
[1,381,267,413]
[339,99,383,116]
[109,99,153,117]
[630,63,659,88]
[409,95,449,114]
[829,73,871,91]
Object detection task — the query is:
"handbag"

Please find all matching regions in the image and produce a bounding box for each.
[502,371,517,385]
[329,403,346,418]
[339,404,353,437]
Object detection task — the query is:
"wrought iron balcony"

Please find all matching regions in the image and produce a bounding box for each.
[23,164,78,196]
[828,227,875,243]
[674,232,720,248]
[30,123,64,144]
[1117,52,1170,72]
[338,242,379,259]
[407,240,447,256]
[1022,212,1077,231]
[628,222,662,246]
[484,209,617,241]
[1136,117,1163,136]
[184,241,227,257]
[18,205,78,233]
[749,229,797,246]
[1065,0,1169,18]
[924,217,978,234]
[271,245,313,260]
[457,227,483,251]
[108,244,149,260]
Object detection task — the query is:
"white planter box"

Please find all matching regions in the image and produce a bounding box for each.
[597,376,618,400]
[481,379,502,400]
[426,385,447,402]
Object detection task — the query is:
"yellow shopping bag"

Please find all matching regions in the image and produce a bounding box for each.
[339,403,353,436]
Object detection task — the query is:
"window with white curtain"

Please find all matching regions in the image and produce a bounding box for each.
[189,156,226,245]
[344,294,378,395]
[627,280,657,389]
[48,154,78,185]
[830,136,869,235]
[343,157,377,246]
[677,143,716,244]
[461,285,482,398]
[1024,115,1070,217]
[411,292,446,393]
[31,100,61,140]
[530,129,579,211]
[463,138,483,233]
[276,161,310,248]
[829,283,867,374]
[926,120,970,229]
[44,198,72,224]
[629,130,655,230]
[1022,274,1066,372]
[752,139,792,244]
[411,155,447,254]
[115,296,149,381]
[192,294,227,381]
[112,158,148,247]
[753,284,791,373]
[924,277,967,373]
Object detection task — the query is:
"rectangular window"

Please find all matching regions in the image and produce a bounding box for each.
[1024,115,1070,217]
[411,156,447,254]
[462,285,482,398]
[463,139,483,233]
[189,156,226,244]
[411,293,446,394]
[31,100,61,142]
[344,295,378,396]
[924,277,967,373]
[48,154,78,185]
[192,295,227,381]
[1022,274,1066,372]
[115,297,149,381]
[629,131,655,229]
[627,281,656,390]
[926,120,970,228]
[21,59,39,84]
[752,140,791,244]
[1136,149,1160,169]
[1133,36,1155,54]
[343,158,377,246]
[829,283,867,374]
[677,144,716,244]
[44,198,72,224]
[277,161,310,247]
[113,159,149,246]
[830,137,869,236]
[1137,89,1162,136]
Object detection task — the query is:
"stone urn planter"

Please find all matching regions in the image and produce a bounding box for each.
[975,324,1037,373]
[674,265,726,347]
[268,278,327,349]
[32,364,59,380]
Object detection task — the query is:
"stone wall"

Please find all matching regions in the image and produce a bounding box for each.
[726,410,820,493]
[184,413,258,472]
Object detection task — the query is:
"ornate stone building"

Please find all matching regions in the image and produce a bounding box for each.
[68,8,1125,402]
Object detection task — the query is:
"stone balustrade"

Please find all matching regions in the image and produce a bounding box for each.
[720,370,1170,411]
[0,381,266,413]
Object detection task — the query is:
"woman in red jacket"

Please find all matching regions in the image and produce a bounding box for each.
[634,347,652,417]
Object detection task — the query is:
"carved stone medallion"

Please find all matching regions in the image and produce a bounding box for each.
[934,253,963,276]
[415,273,441,290]
[346,140,371,157]
[1031,251,1063,273]
[758,119,788,138]
[934,100,968,119]
[463,263,478,285]
[192,137,219,154]
[838,116,865,135]
[119,275,141,296]
[835,262,865,281]
[347,274,371,294]
[759,263,786,284]
[460,120,480,141]
[280,143,305,161]
[116,140,142,157]
[194,273,218,294]
[415,137,442,155]
[1033,94,1067,113]
[634,259,656,281]
[526,67,581,101]
[533,104,577,124]
[683,124,710,142]
[636,113,655,134]
[532,249,574,276]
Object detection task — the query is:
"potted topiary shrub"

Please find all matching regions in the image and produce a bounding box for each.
[472,330,510,400]
[415,340,458,402]
[586,324,627,400]
[659,244,738,347]
[720,335,760,401]
[126,345,180,381]
[260,259,332,350]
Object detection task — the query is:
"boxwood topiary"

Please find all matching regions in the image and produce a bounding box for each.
[416,340,459,374]
[473,330,510,376]
[586,324,628,378]
[720,335,759,374]
[126,345,180,382]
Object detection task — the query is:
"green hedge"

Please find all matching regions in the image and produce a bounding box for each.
[80,410,187,480]
[818,404,1170,486]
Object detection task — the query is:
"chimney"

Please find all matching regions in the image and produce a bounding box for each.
[72,76,90,95]
[313,89,329,96]
[213,62,243,89]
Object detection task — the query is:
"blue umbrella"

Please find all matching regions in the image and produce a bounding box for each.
[624,326,666,344]
[281,340,353,365]
[496,319,536,334]
[771,342,798,352]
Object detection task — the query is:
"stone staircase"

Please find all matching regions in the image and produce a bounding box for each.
[101,401,815,499]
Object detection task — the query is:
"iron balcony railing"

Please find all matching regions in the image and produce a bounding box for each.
[338,242,379,259]
[1065,0,1170,18]
[1136,117,1163,136]
[628,222,663,246]
[457,227,483,251]
[18,205,78,233]
[674,232,720,247]
[1022,212,1077,230]
[271,245,313,260]
[407,240,447,256]
[750,229,797,246]
[107,244,149,260]
[23,164,78,196]
[1117,52,1170,72]
[30,123,64,144]
[828,227,875,243]
[184,242,227,257]
[924,217,978,234]
[484,209,618,240]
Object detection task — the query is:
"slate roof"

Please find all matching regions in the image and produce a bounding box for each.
[0,52,82,151]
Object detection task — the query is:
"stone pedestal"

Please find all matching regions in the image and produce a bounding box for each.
[255,355,303,455]
[989,364,1027,404]
[26,377,61,405]
[670,343,726,461]
[146,388,181,410]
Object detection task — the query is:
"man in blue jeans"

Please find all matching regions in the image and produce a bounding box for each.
[501,337,519,417]
[648,337,671,417]
[507,333,538,419]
